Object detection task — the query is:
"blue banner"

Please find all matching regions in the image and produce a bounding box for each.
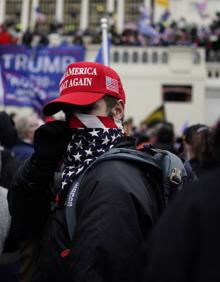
[0,45,85,112]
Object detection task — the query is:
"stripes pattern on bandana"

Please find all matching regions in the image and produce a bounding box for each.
[61,114,124,194]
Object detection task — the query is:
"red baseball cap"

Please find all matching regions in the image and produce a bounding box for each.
[43,62,126,116]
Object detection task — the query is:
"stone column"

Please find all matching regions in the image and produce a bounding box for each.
[30,0,39,30]
[21,0,30,31]
[144,0,150,7]
[107,0,115,13]
[55,0,64,23]
[80,0,89,31]
[116,0,124,33]
[0,0,6,24]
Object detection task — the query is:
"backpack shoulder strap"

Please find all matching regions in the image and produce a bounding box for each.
[92,148,161,171]
[65,147,161,241]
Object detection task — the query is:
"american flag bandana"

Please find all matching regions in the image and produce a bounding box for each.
[60,114,124,198]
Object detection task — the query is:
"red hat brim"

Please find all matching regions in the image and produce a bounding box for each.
[43,92,106,116]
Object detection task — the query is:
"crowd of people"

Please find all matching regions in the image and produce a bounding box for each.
[0,3,220,281]
[1,11,220,61]
[0,61,219,282]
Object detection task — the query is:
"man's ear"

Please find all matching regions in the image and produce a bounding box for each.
[112,100,125,120]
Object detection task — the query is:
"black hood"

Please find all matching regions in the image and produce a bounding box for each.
[0,111,18,149]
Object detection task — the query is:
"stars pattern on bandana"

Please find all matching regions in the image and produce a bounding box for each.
[62,128,123,191]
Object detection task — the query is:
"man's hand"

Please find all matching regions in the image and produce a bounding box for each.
[32,120,72,168]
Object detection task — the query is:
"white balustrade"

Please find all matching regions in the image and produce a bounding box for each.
[207,63,220,79]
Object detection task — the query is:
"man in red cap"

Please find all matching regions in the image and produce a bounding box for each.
[9,62,162,282]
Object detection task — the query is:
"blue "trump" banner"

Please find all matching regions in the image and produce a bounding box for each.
[0,45,85,112]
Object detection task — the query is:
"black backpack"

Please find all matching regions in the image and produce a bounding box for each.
[65,146,187,241]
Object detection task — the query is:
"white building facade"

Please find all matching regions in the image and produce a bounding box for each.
[0,0,220,132]
[87,45,217,133]
[1,0,220,33]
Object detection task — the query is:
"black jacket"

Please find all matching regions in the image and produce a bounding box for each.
[0,111,20,188]
[0,111,17,150]
[142,165,220,282]
[9,137,162,282]
[1,149,21,188]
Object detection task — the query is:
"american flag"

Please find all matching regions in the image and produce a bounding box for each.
[69,114,123,130]
[61,114,123,193]
[62,127,123,191]
[106,76,119,94]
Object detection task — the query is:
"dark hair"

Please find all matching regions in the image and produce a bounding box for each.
[182,124,214,166]
[185,126,214,168]
[151,122,174,144]
[156,123,174,144]
[183,124,208,145]
[197,129,215,166]
[103,95,118,114]
[0,111,18,149]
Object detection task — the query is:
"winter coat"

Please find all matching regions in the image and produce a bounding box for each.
[12,141,34,162]
[0,149,21,188]
[9,137,163,282]
[0,111,17,150]
[0,111,21,188]
[142,165,220,282]
[0,152,20,282]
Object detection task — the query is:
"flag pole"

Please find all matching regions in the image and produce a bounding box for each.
[100,17,109,66]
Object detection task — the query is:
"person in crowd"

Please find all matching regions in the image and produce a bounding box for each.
[0,111,18,253]
[22,29,34,48]
[73,34,85,47]
[149,122,177,154]
[0,111,20,187]
[12,113,43,162]
[141,120,220,282]
[0,23,16,45]
[138,121,148,136]
[2,10,220,61]
[38,34,49,46]
[9,62,163,282]
[182,124,215,178]
[134,121,148,149]
[123,117,135,135]
[136,134,150,150]
[0,111,21,282]
[121,28,141,46]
